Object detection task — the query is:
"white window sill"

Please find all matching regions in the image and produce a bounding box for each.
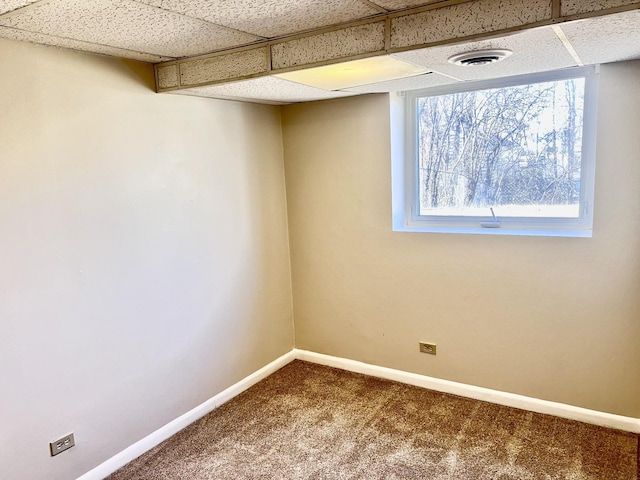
[392,223,593,238]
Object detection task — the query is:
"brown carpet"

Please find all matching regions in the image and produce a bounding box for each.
[107,361,638,479]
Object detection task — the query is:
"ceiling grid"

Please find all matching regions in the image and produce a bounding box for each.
[153,0,640,96]
[127,0,269,40]
[1,0,639,103]
[356,0,390,13]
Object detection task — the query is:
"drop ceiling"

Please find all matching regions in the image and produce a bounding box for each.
[1,0,639,104]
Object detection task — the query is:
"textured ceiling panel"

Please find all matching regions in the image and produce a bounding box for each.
[179,47,269,87]
[395,26,577,81]
[390,0,553,49]
[136,0,381,38]
[370,0,443,10]
[157,64,179,88]
[560,11,640,64]
[0,0,39,15]
[271,22,385,70]
[0,25,173,62]
[561,0,640,16]
[171,76,359,104]
[342,71,454,93]
[0,0,261,58]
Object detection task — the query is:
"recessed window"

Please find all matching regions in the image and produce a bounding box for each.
[391,67,599,237]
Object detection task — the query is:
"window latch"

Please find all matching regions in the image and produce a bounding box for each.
[481,207,501,228]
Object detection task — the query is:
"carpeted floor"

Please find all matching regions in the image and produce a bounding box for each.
[107,361,638,479]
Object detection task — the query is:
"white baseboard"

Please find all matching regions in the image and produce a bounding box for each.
[77,350,296,480]
[293,349,640,434]
[77,347,639,479]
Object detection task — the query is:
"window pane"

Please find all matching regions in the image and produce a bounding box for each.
[417,78,585,218]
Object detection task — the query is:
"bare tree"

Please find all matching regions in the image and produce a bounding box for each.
[417,78,585,215]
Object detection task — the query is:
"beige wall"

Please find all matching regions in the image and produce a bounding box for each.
[282,61,640,418]
[0,39,293,480]
[2,34,639,480]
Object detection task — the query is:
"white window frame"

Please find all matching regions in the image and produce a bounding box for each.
[391,66,599,237]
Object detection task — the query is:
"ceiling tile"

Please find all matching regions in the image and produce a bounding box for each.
[136,0,381,38]
[370,0,442,11]
[156,64,179,88]
[179,47,269,87]
[390,0,553,50]
[559,11,640,64]
[171,76,359,104]
[0,26,173,62]
[561,0,640,16]
[276,55,429,90]
[0,0,262,58]
[0,0,39,15]
[342,71,455,93]
[271,22,385,70]
[395,26,578,81]
[172,91,289,106]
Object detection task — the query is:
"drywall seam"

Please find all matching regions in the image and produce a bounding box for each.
[294,349,640,433]
[76,350,296,480]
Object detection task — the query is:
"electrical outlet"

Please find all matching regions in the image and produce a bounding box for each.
[419,342,437,355]
[50,433,75,457]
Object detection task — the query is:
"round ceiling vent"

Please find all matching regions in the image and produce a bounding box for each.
[447,49,513,66]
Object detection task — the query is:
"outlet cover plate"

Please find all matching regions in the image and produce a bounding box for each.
[419,342,437,355]
[50,433,75,456]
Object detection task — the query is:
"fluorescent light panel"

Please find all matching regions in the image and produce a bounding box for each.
[274,55,430,91]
